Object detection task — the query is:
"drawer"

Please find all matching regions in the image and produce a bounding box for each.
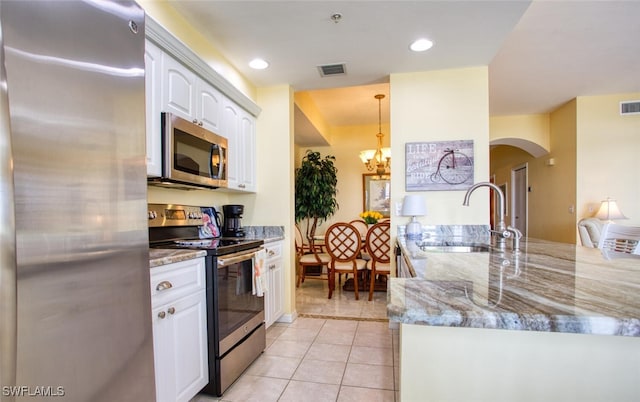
[264,242,282,261]
[151,258,205,307]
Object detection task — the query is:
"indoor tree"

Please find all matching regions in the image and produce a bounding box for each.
[295,150,338,242]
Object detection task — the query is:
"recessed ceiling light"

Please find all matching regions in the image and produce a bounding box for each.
[410,38,434,52]
[249,58,269,69]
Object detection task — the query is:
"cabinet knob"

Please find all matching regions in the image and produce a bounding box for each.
[167,307,176,315]
[158,311,166,319]
[156,281,173,291]
[269,264,276,270]
[192,118,198,124]
[198,121,203,126]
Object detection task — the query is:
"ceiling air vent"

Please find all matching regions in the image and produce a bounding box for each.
[620,100,640,115]
[317,63,346,77]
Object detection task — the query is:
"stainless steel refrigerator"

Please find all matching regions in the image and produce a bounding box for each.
[0,1,155,401]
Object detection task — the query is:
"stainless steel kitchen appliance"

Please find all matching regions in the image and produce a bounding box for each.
[0,2,155,401]
[148,204,266,397]
[148,112,228,190]
[222,204,246,237]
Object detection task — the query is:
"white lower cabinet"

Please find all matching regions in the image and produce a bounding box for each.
[264,241,284,328]
[151,258,208,402]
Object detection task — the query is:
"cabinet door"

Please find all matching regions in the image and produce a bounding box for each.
[145,40,162,177]
[171,290,208,402]
[264,241,284,327]
[196,79,223,133]
[238,109,256,192]
[153,290,208,402]
[222,98,240,188]
[162,55,196,122]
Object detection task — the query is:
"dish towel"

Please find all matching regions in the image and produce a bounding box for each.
[252,249,267,297]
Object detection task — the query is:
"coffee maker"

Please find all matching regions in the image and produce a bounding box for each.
[222,204,245,237]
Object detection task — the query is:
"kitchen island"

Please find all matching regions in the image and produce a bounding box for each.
[390,236,640,401]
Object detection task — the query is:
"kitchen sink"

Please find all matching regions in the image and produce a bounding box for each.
[417,244,491,253]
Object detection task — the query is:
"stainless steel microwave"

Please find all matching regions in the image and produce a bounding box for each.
[153,112,228,189]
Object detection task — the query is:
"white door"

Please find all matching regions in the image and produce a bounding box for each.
[511,164,528,235]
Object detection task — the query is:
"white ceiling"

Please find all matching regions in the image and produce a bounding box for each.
[168,1,640,145]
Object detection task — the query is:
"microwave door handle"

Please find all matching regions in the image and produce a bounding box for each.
[210,144,220,179]
[219,146,226,180]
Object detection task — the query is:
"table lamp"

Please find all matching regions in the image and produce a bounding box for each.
[402,195,426,240]
[595,197,628,222]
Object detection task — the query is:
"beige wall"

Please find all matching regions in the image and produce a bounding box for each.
[490,92,639,244]
[390,66,491,234]
[576,93,640,226]
[252,85,296,319]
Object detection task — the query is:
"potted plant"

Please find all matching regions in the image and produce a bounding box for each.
[295,150,339,243]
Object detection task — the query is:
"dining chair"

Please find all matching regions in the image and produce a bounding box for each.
[295,224,331,287]
[324,222,368,300]
[348,219,371,260]
[597,223,640,259]
[365,221,391,301]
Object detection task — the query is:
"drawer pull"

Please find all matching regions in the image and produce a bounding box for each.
[156,281,173,291]
[167,307,176,315]
[158,311,166,319]
[269,264,276,270]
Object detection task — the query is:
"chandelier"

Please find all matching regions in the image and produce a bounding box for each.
[359,94,390,176]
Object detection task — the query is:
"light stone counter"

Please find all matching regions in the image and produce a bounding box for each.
[149,249,207,268]
[392,236,640,401]
[391,236,640,337]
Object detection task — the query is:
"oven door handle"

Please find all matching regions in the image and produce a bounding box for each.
[217,248,262,267]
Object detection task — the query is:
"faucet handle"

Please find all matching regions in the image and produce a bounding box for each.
[506,226,523,239]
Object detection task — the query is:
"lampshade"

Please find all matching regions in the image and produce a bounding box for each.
[595,198,628,221]
[401,195,427,217]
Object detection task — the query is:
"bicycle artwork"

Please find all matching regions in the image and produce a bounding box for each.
[405,140,474,191]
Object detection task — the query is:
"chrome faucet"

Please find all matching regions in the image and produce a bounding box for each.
[463,182,508,249]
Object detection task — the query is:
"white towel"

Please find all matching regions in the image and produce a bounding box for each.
[252,249,267,297]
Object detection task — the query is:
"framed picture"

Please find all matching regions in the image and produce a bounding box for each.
[363,174,391,217]
[405,140,474,191]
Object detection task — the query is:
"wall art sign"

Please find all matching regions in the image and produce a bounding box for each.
[405,140,474,191]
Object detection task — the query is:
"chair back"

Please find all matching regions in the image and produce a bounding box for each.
[294,224,305,254]
[366,221,391,263]
[324,222,362,262]
[348,219,368,240]
[578,218,603,248]
[597,223,640,258]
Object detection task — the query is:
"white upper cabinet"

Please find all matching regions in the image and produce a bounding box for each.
[238,108,256,192]
[222,98,256,192]
[196,80,223,134]
[145,19,260,189]
[145,39,163,177]
[162,55,197,122]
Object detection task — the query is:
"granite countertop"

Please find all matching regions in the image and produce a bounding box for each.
[149,248,207,268]
[390,236,640,337]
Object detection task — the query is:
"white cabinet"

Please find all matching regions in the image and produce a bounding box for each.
[264,241,284,328]
[162,55,223,133]
[151,258,208,402]
[222,98,257,192]
[145,39,163,177]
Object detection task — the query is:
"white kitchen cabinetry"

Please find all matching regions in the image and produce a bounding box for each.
[151,258,208,402]
[222,98,256,192]
[145,39,162,177]
[264,241,284,328]
[162,54,223,134]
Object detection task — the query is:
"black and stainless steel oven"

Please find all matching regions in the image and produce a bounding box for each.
[148,204,265,397]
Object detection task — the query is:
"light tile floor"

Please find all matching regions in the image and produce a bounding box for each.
[191,275,397,401]
[295,275,389,320]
